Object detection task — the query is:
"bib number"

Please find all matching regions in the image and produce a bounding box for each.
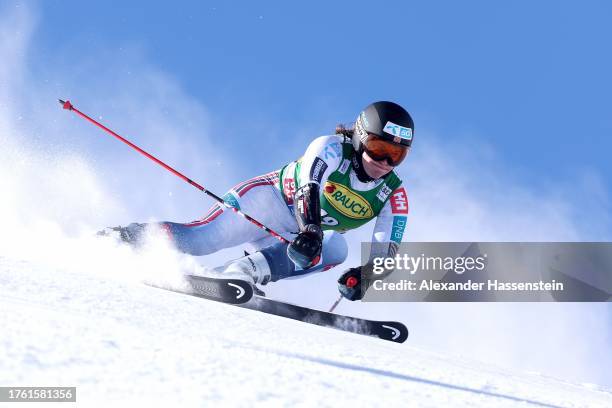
[321,209,339,226]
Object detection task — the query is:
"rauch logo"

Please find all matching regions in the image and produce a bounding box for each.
[323,182,374,219]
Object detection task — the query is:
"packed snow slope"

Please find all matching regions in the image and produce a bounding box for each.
[1,254,610,407]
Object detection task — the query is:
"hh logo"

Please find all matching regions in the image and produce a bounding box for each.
[390,188,409,214]
[323,181,374,219]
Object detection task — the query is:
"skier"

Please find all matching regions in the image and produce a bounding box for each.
[102,101,414,301]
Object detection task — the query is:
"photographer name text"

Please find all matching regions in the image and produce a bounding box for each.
[372,279,564,292]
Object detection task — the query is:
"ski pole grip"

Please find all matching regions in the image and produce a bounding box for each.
[346,276,358,288]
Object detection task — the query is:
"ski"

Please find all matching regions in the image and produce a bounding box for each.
[150,274,253,305]
[239,296,409,343]
[151,276,407,342]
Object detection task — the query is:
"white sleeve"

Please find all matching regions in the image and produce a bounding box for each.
[369,186,409,259]
[298,135,343,187]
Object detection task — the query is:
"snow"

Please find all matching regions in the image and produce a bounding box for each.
[1,254,610,407]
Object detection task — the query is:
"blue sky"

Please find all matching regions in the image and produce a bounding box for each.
[28,0,612,190]
[2,1,611,387]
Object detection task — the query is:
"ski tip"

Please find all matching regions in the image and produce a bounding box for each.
[380,322,409,343]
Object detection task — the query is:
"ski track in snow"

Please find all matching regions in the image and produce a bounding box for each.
[1,255,610,407]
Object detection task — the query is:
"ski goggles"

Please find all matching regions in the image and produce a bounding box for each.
[362,134,409,166]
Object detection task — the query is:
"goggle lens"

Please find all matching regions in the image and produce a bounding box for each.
[362,134,408,166]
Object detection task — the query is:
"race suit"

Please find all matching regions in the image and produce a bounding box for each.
[160,135,409,282]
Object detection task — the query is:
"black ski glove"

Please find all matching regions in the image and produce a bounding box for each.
[338,267,363,301]
[287,224,323,269]
[97,222,147,246]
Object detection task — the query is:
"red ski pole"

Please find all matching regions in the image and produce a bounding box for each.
[58,99,290,245]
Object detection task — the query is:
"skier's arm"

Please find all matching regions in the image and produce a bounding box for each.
[369,186,409,264]
[338,186,409,300]
[287,136,343,268]
[287,182,323,268]
[297,135,343,188]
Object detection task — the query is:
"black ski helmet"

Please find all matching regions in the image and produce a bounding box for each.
[352,101,414,152]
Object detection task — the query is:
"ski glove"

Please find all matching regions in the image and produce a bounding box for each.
[338,267,363,301]
[287,224,323,269]
[97,223,147,246]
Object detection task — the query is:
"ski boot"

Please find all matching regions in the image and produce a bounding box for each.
[97,223,147,247]
[221,252,272,292]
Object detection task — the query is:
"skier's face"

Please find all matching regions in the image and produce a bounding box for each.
[362,150,396,179]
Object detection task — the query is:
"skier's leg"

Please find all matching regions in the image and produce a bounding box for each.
[161,172,296,255]
[221,231,348,285]
[266,231,348,281]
